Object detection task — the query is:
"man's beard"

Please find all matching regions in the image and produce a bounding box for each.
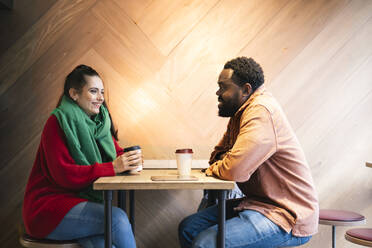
[218,97,241,117]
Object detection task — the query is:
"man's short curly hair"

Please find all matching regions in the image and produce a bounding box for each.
[224,57,264,92]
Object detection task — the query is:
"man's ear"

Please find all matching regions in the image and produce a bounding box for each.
[69,88,79,101]
[242,83,252,97]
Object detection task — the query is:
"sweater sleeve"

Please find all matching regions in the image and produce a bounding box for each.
[41,115,115,190]
[206,105,277,182]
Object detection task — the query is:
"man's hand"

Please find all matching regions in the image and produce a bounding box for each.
[217,153,227,160]
[205,166,214,176]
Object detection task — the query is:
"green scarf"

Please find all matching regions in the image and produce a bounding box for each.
[52,95,116,202]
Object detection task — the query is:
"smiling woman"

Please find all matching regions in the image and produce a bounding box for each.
[58,65,107,116]
[55,65,120,141]
[69,75,105,117]
[22,65,143,248]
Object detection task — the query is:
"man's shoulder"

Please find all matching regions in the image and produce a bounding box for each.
[246,91,280,115]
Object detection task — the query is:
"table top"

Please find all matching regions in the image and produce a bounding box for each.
[93,169,235,190]
[366,162,372,168]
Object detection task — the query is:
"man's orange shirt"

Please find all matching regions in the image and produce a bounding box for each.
[207,86,319,237]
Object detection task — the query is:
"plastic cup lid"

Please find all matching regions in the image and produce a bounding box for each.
[175,148,193,154]
[123,145,141,152]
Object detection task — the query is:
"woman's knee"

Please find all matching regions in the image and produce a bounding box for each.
[111,207,136,247]
[112,207,131,231]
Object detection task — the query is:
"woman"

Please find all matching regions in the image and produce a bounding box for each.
[23,65,141,248]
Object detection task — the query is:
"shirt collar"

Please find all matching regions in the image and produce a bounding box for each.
[235,85,266,116]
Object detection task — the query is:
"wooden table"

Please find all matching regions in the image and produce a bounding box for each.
[366,162,372,168]
[93,169,235,248]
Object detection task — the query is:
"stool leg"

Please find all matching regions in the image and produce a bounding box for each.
[332,226,336,248]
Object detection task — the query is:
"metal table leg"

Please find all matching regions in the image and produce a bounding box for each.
[129,190,135,235]
[104,190,113,248]
[207,189,218,207]
[218,190,227,248]
[118,190,127,212]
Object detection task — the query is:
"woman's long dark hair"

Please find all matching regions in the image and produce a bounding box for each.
[57,65,118,140]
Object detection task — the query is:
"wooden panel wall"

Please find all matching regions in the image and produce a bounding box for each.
[1,0,371,247]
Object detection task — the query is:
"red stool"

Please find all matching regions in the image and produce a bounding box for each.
[345,228,372,247]
[319,209,366,248]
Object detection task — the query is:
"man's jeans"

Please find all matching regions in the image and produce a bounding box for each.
[179,203,311,248]
[46,201,136,248]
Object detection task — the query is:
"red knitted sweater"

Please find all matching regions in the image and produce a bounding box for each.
[22,115,120,238]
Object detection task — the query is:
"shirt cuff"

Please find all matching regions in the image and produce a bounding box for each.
[206,162,220,177]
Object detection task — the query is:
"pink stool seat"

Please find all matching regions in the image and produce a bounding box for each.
[346,228,372,241]
[319,209,366,248]
[319,209,365,222]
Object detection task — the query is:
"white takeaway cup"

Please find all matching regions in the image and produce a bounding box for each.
[175,148,193,178]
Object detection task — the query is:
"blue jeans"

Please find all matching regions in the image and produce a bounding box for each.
[46,201,136,248]
[179,203,311,248]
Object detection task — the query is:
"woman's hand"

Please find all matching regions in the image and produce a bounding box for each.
[113,150,143,174]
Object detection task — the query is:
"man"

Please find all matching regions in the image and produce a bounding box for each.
[179,57,318,248]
